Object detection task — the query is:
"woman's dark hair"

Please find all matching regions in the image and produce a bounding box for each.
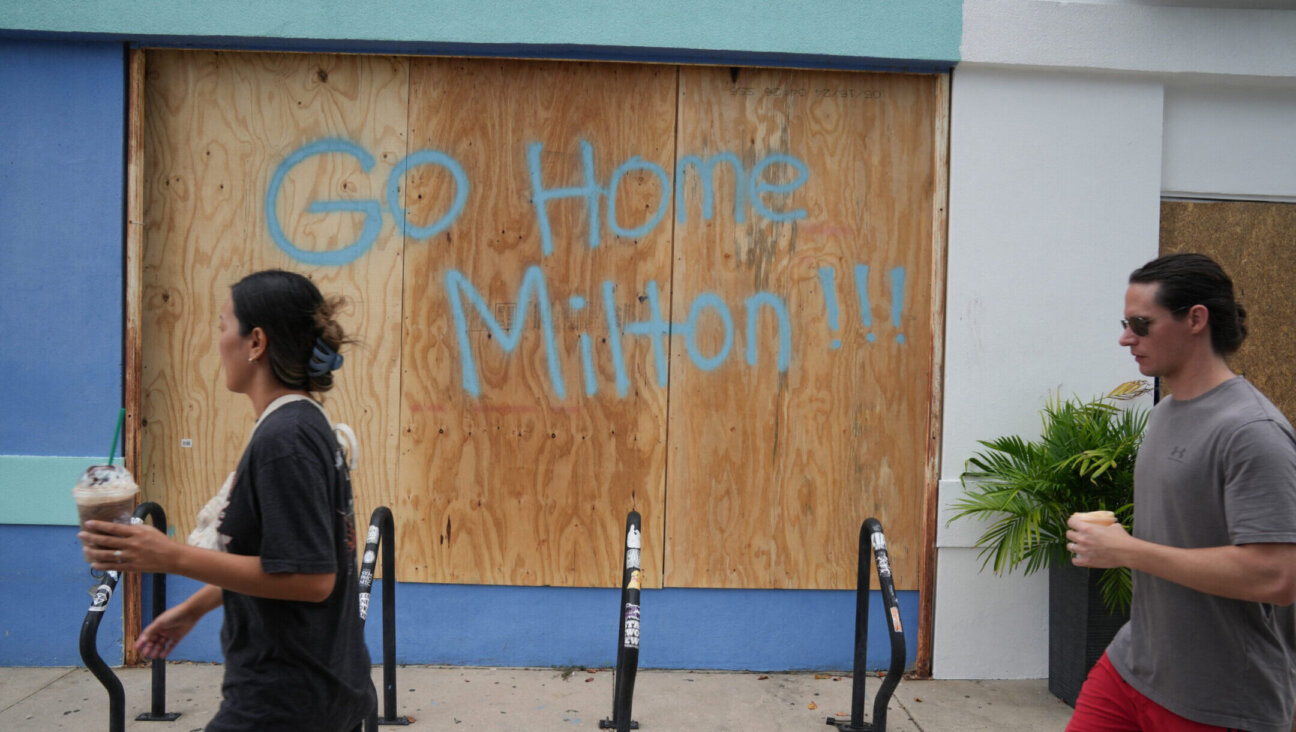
[230,270,353,393]
[1129,252,1247,355]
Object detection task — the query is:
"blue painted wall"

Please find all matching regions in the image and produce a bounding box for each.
[0,526,125,665]
[0,39,129,665]
[133,573,919,671]
[5,521,918,670]
[0,27,936,669]
[0,39,125,457]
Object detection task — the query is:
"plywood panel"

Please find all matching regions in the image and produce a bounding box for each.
[1160,201,1296,422]
[666,68,939,589]
[398,60,675,587]
[141,51,407,543]
[141,51,945,593]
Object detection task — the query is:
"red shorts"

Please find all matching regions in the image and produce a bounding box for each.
[1067,653,1244,732]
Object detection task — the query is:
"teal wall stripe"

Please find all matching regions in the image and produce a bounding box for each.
[0,1,962,66]
[0,456,105,526]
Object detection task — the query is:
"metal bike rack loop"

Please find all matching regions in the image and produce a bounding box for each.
[81,567,126,732]
[79,501,180,732]
[825,517,906,732]
[358,506,408,727]
[600,510,642,731]
[132,502,181,722]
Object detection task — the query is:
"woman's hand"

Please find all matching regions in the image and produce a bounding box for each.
[135,603,200,659]
[134,584,223,660]
[82,521,335,603]
[79,520,177,575]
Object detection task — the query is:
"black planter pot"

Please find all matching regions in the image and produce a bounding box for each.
[1048,563,1130,707]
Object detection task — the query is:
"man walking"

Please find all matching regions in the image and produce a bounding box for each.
[1066,252,1296,731]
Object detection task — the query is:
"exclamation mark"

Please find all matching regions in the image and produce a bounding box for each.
[818,266,841,350]
[890,267,906,344]
[571,295,597,396]
[854,264,875,343]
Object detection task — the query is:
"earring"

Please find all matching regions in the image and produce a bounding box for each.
[248,356,257,363]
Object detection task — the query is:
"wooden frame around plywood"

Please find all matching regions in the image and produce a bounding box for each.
[123,47,147,666]
[121,47,951,672]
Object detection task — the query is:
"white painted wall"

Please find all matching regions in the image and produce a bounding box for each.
[936,67,1163,678]
[936,0,1296,678]
[1163,78,1296,201]
[961,0,1296,77]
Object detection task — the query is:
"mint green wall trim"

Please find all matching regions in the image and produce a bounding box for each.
[1,456,104,526]
[0,1,961,64]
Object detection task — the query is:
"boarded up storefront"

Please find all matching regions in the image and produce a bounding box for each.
[135,51,946,598]
[1160,201,1296,421]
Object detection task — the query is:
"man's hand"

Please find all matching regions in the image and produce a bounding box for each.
[1066,515,1133,569]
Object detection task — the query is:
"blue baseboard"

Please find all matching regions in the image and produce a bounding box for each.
[4,525,917,670]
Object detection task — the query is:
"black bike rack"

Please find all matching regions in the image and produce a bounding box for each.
[357,506,408,727]
[132,502,181,722]
[81,567,126,732]
[79,501,179,732]
[600,510,642,732]
[825,518,906,732]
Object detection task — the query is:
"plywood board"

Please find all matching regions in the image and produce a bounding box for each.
[1161,201,1296,422]
[140,51,945,593]
[140,51,407,542]
[397,60,675,586]
[665,68,939,589]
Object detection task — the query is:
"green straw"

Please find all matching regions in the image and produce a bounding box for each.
[107,407,125,467]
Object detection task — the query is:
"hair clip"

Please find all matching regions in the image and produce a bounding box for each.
[309,338,344,377]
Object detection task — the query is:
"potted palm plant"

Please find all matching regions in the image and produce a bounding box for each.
[948,381,1150,706]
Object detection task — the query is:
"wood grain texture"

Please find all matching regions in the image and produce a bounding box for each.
[916,71,951,677]
[398,59,674,587]
[141,51,407,545]
[124,47,147,667]
[665,68,940,589]
[139,52,945,595]
[1160,201,1296,422]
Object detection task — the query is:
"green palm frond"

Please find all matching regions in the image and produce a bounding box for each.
[1098,565,1133,615]
[950,383,1149,615]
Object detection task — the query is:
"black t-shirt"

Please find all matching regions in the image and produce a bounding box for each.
[211,400,372,731]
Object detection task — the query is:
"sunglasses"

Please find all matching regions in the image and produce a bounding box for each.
[1121,305,1190,337]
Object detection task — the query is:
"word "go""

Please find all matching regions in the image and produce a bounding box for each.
[265,138,469,266]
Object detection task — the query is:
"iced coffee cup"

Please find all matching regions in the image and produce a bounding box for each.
[1072,510,1116,526]
[73,465,139,546]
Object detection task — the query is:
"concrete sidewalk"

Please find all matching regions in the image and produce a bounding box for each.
[1,663,1073,731]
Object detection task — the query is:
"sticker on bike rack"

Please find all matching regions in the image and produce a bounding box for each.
[870,532,887,551]
[627,569,642,591]
[363,550,376,566]
[359,594,370,621]
[626,524,641,549]
[875,551,892,579]
[625,548,641,570]
[623,603,641,649]
[88,571,120,612]
[890,606,903,632]
[366,525,380,545]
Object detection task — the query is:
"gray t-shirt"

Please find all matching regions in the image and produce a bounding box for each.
[1107,377,1296,732]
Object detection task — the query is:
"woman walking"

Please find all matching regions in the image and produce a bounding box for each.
[80,270,374,731]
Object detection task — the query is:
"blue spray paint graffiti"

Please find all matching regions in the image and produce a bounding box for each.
[818,267,842,350]
[267,138,469,266]
[528,141,806,256]
[889,267,907,345]
[271,139,807,261]
[267,139,909,399]
[445,266,566,399]
[445,264,903,399]
[266,139,383,266]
